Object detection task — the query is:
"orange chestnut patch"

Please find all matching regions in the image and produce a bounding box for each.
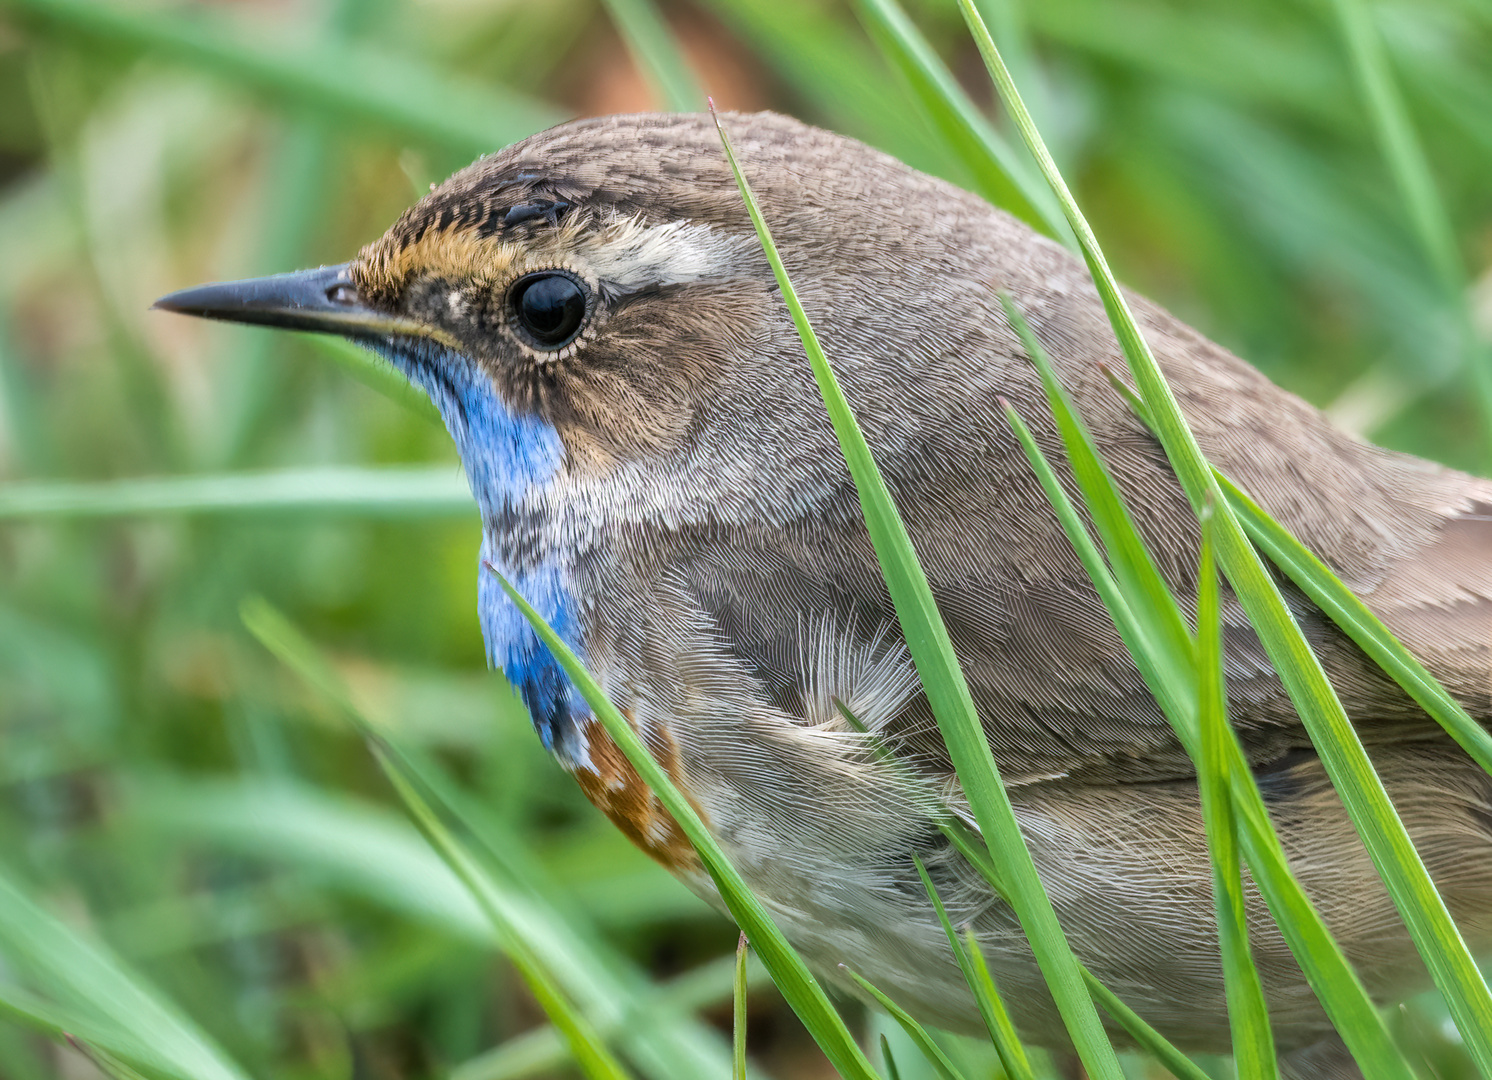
[570,715,705,873]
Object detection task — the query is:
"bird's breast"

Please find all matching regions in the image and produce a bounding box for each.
[567,713,706,874]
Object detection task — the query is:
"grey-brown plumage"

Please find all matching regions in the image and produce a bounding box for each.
[160,111,1492,1077]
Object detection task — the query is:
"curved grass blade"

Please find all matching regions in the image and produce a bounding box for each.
[1196,511,1277,1079]
[1219,475,1492,778]
[451,954,769,1080]
[1325,0,1459,291]
[306,335,444,426]
[957,3,1492,1069]
[733,934,748,1080]
[4,0,563,159]
[0,466,473,520]
[998,400,1412,1080]
[909,856,1032,1080]
[1073,973,1211,1080]
[849,0,1070,246]
[482,568,882,1080]
[997,293,1196,686]
[1327,0,1492,459]
[374,750,636,1080]
[1102,366,1492,787]
[880,1036,903,1080]
[960,929,1035,1080]
[0,864,250,1080]
[713,105,1124,1080]
[240,601,641,1080]
[598,0,701,112]
[841,967,969,1080]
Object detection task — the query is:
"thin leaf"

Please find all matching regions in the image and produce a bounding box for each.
[0,864,250,1080]
[0,466,473,520]
[481,568,881,1080]
[998,399,1412,1078]
[598,0,701,112]
[840,967,969,1080]
[305,335,444,426]
[1219,475,1492,778]
[998,294,1196,695]
[5,0,564,158]
[238,601,662,1080]
[1196,509,1277,1079]
[1076,972,1213,1080]
[1104,364,1492,781]
[451,954,770,1080]
[961,930,1036,1080]
[880,1035,904,1080]
[375,748,636,1080]
[733,935,748,1080]
[1327,0,1492,458]
[958,3,1492,1070]
[911,856,1034,1080]
[848,0,1069,245]
[713,106,1124,1080]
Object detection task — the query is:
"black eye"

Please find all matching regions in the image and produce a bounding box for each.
[509,272,588,349]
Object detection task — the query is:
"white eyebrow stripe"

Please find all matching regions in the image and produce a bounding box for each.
[585,217,755,289]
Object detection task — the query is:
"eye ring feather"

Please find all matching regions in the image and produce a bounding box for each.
[507,270,590,351]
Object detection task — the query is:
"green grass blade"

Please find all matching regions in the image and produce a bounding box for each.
[70,1042,155,1080]
[1327,0,1460,294]
[0,864,251,1080]
[1219,474,1492,778]
[4,0,564,158]
[1196,511,1277,1079]
[960,930,1036,1080]
[909,856,1034,1080]
[598,0,701,112]
[242,600,636,1080]
[1001,407,1412,1077]
[1075,972,1212,1080]
[713,107,1124,1080]
[999,401,1192,731]
[374,749,637,1080]
[0,466,473,520]
[0,983,180,1080]
[482,567,882,1080]
[1326,0,1492,458]
[848,0,1070,246]
[733,935,748,1080]
[841,967,969,1080]
[880,1036,903,1080]
[144,776,742,1080]
[1101,368,1492,779]
[452,954,769,1080]
[957,3,1492,1069]
[998,294,1196,692]
[692,0,967,184]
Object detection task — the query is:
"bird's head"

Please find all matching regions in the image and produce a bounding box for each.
[156,110,1031,526]
[158,113,820,480]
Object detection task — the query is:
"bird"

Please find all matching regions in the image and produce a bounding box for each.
[154,111,1492,1078]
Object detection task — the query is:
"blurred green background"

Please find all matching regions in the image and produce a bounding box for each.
[0,0,1488,1077]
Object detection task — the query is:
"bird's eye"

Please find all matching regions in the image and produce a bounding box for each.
[508,271,588,350]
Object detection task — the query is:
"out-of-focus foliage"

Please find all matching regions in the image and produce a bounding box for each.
[0,0,1486,1077]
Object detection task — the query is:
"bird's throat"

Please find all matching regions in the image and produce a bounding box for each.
[370,339,591,764]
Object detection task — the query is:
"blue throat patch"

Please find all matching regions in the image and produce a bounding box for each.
[370,338,589,763]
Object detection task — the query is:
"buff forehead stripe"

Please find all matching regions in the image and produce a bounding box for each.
[354,210,753,306]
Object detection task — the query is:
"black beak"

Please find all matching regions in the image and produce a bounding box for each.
[152,263,446,343]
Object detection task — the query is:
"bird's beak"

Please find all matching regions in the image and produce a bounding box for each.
[152,262,446,343]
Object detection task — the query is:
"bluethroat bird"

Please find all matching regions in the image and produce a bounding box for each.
[156,112,1492,1078]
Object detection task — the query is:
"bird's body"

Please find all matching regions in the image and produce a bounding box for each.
[158,112,1492,1077]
